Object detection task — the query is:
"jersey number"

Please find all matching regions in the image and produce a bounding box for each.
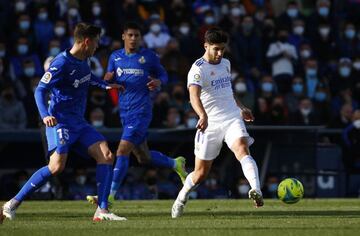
[56,128,69,141]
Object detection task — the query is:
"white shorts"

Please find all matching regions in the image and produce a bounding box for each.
[194,117,254,161]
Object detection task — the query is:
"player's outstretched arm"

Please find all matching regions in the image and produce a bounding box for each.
[234,94,254,122]
[189,85,208,132]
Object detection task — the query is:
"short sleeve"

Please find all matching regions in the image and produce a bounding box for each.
[187,65,203,88]
[107,52,115,72]
[38,58,64,89]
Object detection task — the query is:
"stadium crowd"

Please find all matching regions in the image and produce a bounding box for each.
[0,0,360,199]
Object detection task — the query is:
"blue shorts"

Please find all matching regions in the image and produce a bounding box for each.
[46,123,105,158]
[120,113,152,145]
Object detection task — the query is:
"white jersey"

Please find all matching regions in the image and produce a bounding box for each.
[187,57,240,124]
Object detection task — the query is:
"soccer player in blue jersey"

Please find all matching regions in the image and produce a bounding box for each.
[86,22,188,205]
[0,23,126,223]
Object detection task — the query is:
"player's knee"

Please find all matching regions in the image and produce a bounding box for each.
[48,163,65,175]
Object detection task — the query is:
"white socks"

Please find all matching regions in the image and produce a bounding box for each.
[177,172,198,202]
[240,155,261,191]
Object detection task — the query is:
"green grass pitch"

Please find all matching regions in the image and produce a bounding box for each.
[1,199,359,236]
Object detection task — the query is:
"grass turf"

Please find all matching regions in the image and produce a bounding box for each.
[1,199,359,236]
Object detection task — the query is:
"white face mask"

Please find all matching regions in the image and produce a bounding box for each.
[15,1,26,12]
[204,16,215,25]
[76,175,87,185]
[293,26,304,35]
[92,120,104,128]
[238,184,250,195]
[186,118,198,128]
[92,6,101,16]
[300,108,311,116]
[150,24,161,33]
[179,26,190,35]
[175,116,180,125]
[54,26,65,37]
[38,12,48,20]
[230,7,242,17]
[68,8,78,17]
[353,120,360,129]
[300,49,311,58]
[235,82,247,93]
[319,27,330,37]
[353,61,360,70]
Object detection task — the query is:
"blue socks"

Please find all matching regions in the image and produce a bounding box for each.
[110,155,129,197]
[96,164,113,209]
[14,166,52,202]
[150,151,175,169]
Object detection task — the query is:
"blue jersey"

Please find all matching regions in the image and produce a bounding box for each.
[107,48,167,117]
[35,49,108,127]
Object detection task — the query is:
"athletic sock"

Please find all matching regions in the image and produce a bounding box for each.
[239,155,261,191]
[14,166,52,203]
[96,164,113,209]
[110,155,129,197]
[150,150,175,168]
[177,172,198,202]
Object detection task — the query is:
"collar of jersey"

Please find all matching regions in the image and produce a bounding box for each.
[121,47,145,57]
[63,49,84,64]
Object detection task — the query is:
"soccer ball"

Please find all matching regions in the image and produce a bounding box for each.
[277,178,304,204]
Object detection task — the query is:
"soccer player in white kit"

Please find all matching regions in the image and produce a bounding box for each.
[171,27,263,218]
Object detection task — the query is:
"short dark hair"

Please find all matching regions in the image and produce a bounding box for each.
[73,23,101,42]
[204,27,228,44]
[123,22,142,33]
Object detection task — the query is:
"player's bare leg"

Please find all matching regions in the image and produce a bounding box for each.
[172,158,213,218]
[232,137,263,208]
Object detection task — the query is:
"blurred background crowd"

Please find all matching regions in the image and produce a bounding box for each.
[0,0,360,200]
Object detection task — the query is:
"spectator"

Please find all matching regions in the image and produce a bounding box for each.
[342,110,360,171]
[266,29,298,94]
[33,6,54,58]
[289,97,320,125]
[0,84,27,129]
[67,167,96,200]
[233,75,255,110]
[276,0,305,31]
[286,76,307,113]
[89,107,106,129]
[163,106,184,129]
[329,103,353,128]
[143,18,171,56]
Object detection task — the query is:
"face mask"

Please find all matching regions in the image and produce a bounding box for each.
[300,108,311,116]
[315,91,327,102]
[204,16,215,25]
[49,47,60,56]
[179,26,190,35]
[318,7,329,17]
[68,8,78,17]
[235,82,247,93]
[292,83,303,94]
[237,184,250,195]
[93,67,104,77]
[242,23,253,32]
[353,61,360,70]
[15,1,26,12]
[293,26,304,35]
[24,67,35,77]
[261,82,273,92]
[186,118,198,128]
[319,27,330,37]
[17,44,28,55]
[268,183,278,193]
[345,29,355,39]
[287,8,298,18]
[38,12,48,20]
[0,50,5,58]
[255,12,265,22]
[230,7,242,17]
[55,26,65,37]
[353,120,360,129]
[300,49,311,58]
[92,6,101,16]
[150,24,161,33]
[339,66,351,77]
[76,175,87,185]
[175,116,180,125]
[306,68,317,77]
[92,120,104,128]
[19,20,30,30]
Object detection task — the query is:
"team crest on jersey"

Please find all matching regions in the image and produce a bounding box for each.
[194,74,201,82]
[41,72,52,84]
[59,138,66,145]
[138,56,146,64]
[117,67,123,76]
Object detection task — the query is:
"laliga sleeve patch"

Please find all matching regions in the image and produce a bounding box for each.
[41,72,52,84]
[194,74,201,82]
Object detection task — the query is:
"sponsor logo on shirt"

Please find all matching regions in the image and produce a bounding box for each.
[73,73,91,88]
[211,76,232,90]
[116,67,144,77]
[41,72,52,84]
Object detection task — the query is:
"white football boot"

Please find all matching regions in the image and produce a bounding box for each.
[2,200,17,220]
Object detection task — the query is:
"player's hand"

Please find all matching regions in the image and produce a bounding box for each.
[196,114,208,132]
[106,83,125,92]
[147,77,161,91]
[104,72,114,81]
[241,107,254,122]
[43,116,57,127]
